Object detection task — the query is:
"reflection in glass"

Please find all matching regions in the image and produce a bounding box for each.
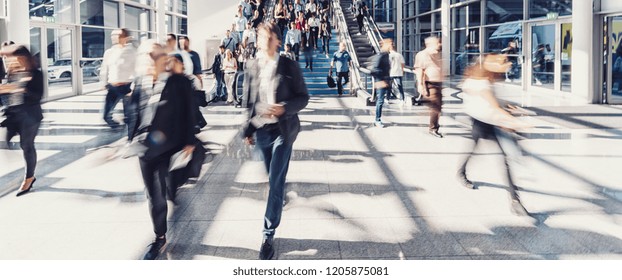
[80,0,118,27]
[29,0,74,23]
[29,27,43,71]
[486,0,523,24]
[125,5,151,31]
[561,23,572,92]
[531,25,555,89]
[486,23,523,85]
[420,14,432,34]
[178,17,187,35]
[46,28,74,98]
[610,17,622,98]
[178,0,187,15]
[529,0,572,19]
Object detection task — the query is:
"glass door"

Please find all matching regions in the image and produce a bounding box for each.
[607,15,622,104]
[527,20,572,93]
[30,24,79,100]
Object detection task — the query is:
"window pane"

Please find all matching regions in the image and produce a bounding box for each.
[529,0,572,19]
[80,0,118,27]
[125,5,151,31]
[129,0,152,6]
[166,14,173,33]
[469,2,481,27]
[485,23,522,54]
[165,0,173,12]
[419,0,431,14]
[81,27,112,59]
[419,14,432,33]
[486,0,524,24]
[178,17,187,35]
[433,12,441,31]
[453,29,479,52]
[29,0,74,23]
[453,5,467,28]
[178,0,187,15]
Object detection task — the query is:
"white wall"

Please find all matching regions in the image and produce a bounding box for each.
[601,0,622,12]
[7,0,29,45]
[188,0,241,67]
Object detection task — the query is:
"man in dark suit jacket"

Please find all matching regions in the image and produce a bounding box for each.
[242,23,309,260]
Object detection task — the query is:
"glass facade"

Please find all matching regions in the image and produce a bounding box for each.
[25,0,188,99]
[401,0,572,89]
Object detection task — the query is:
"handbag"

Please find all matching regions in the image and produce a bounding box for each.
[327,69,336,88]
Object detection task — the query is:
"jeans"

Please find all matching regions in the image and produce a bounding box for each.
[255,127,294,239]
[12,117,40,178]
[375,86,388,122]
[304,49,313,70]
[322,36,330,55]
[391,76,404,101]
[336,72,349,95]
[123,94,138,141]
[103,83,131,127]
[292,43,300,61]
[214,71,225,98]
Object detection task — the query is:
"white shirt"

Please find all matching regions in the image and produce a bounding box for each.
[243,29,257,45]
[250,52,280,128]
[308,17,319,27]
[285,29,302,45]
[306,3,317,14]
[389,51,405,77]
[100,43,137,86]
[234,16,248,32]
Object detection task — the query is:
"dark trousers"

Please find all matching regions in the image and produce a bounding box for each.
[375,86,388,122]
[322,36,330,55]
[458,119,522,200]
[310,27,319,49]
[356,15,364,33]
[4,110,41,178]
[336,71,349,95]
[304,49,314,70]
[255,127,294,239]
[214,71,225,98]
[123,94,138,141]
[103,83,131,127]
[139,152,173,237]
[292,43,300,61]
[391,76,404,101]
[424,81,443,131]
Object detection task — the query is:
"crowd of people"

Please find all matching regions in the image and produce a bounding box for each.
[0,0,533,262]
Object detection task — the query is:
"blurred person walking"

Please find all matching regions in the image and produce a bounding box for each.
[100,28,136,130]
[285,22,301,61]
[414,36,444,138]
[330,41,352,96]
[0,45,43,197]
[370,39,392,128]
[165,33,193,76]
[242,23,309,260]
[389,43,406,105]
[457,54,532,216]
[207,45,226,101]
[223,49,238,105]
[139,52,198,260]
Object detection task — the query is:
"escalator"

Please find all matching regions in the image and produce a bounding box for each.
[339,0,376,68]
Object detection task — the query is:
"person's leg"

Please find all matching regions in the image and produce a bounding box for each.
[375,87,386,123]
[139,156,170,237]
[103,85,121,126]
[336,72,343,95]
[492,128,529,215]
[19,120,40,179]
[123,94,138,141]
[225,73,235,103]
[427,84,442,131]
[293,43,300,61]
[262,132,294,240]
[395,77,404,101]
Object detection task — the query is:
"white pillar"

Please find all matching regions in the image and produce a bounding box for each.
[441,0,450,77]
[571,0,593,103]
[156,0,167,42]
[396,0,402,55]
[7,0,30,45]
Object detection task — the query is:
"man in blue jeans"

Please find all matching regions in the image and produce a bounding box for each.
[371,39,392,128]
[100,28,136,130]
[330,42,352,96]
[243,23,309,260]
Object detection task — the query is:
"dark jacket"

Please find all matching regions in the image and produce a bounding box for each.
[371,51,391,83]
[243,56,309,144]
[143,74,197,161]
[3,70,44,127]
[208,52,223,74]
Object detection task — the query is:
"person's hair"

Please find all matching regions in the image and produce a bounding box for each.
[225,49,233,59]
[5,45,37,71]
[285,43,291,49]
[257,22,282,50]
[167,33,177,41]
[464,54,506,81]
[179,35,189,42]
[118,28,131,38]
[2,41,15,47]
[219,45,225,49]
[135,40,164,76]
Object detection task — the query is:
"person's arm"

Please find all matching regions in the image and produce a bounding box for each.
[278,59,309,116]
[100,50,109,88]
[180,77,197,153]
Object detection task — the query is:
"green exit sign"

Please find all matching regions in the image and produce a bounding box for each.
[547,12,559,20]
[43,16,55,23]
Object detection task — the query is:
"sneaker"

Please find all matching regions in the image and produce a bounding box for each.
[143,236,166,260]
[505,78,511,83]
[357,32,362,35]
[374,121,384,128]
[325,54,329,58]
[258,238,275,260]
[429,129,443,138]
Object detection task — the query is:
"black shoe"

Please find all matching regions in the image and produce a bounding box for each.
[143,236,166,260]
[429,130,443,138]
[457,173,475,189]
[16,178,36,197]
[258,238,275,260]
